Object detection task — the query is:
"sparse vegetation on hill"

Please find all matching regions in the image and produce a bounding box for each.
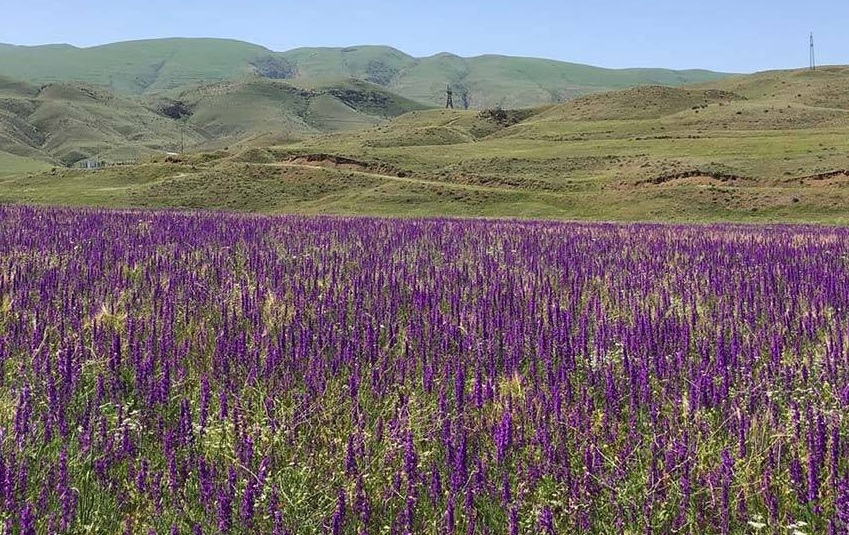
[534,86,747,121]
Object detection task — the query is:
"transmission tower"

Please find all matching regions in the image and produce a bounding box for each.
[445,85,454,109]
[810,32,816,71]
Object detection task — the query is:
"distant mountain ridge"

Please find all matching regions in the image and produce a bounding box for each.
[0,38,734,108]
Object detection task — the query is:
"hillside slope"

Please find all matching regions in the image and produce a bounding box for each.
[0,76,197,165]
[0,38,733,107]
[692,65,849,109]
[0,38,269,94]
[0,74,428,166]
[157,77,429,139]
[385,53,728,109]
[519,66,849,132]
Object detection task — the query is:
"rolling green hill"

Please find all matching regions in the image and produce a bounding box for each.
[160,77,429,139]
[0,75,428,166]
[0,38,268,94]
[0,76,197,165]
[692,66,849,110]
[0,38,733,108]
[4,60,849,224]
[4,65,842,222]
[383,53,729,109]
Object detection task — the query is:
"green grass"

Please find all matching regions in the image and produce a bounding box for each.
[0,150,52,176]
[0,163,182,205]
[4,155,849,224]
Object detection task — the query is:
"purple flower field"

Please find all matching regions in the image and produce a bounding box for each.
[1,205,849,534]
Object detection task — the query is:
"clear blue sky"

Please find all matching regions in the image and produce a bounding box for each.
[3,0,846,73]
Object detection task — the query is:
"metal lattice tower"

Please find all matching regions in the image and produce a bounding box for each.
[445,85,454,109]
[810,32,816,71]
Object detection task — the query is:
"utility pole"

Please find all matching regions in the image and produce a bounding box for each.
[810,32,816,71]
[445,85,454,109]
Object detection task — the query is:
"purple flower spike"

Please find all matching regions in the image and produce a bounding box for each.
[538,506,555,534]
